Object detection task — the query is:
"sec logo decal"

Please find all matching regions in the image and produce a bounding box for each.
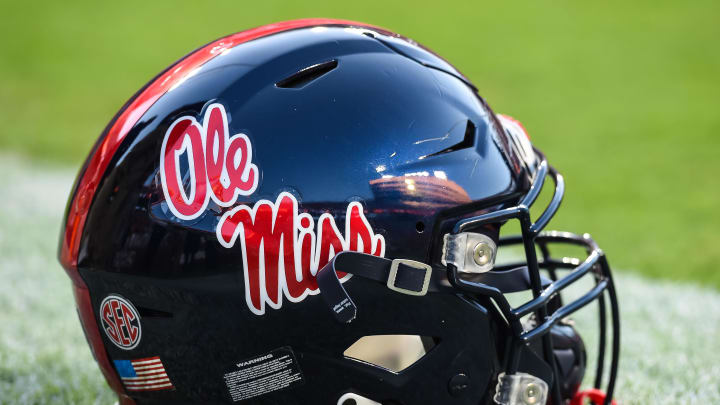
[99,295,142,350]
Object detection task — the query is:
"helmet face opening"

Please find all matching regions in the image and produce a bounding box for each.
[59,19,619,405]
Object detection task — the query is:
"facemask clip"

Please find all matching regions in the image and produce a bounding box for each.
[493,372,548,405]
[442,232,497,273]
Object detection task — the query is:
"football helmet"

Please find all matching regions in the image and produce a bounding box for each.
[59,19,619,405]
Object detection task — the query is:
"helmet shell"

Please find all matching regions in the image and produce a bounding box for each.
[62,20,534,404]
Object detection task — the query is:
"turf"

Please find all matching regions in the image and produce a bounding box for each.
[0,156,114,404]
[1,1,718,289]
[1,2,719,402]
[1,155,718,404]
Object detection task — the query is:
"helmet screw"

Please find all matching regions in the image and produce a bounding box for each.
[522,382,541,404]
[473,242,494,267]
[448,373,470,397]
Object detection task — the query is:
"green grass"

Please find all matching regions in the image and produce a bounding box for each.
[3,4,719,401]
[1,1,719,289]
[0,156,115,404]
[2,4,719,401]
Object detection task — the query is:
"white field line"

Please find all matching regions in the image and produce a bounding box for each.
[0,154,718,404]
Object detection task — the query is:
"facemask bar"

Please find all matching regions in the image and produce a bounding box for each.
[445,158,620,405]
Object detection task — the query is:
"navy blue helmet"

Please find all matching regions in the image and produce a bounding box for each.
[59,19,619,405]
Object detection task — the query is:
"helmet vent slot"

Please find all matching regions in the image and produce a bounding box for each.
[427,120,476,157]
[343,335,437,373]
[276,60,338,88]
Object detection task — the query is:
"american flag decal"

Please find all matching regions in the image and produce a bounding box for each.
[113,356,174,391]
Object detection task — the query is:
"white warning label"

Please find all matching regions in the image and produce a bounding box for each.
[223,347,303,402]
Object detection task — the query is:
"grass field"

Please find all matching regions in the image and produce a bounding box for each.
[1,0,719,289]
[1,1,719,403]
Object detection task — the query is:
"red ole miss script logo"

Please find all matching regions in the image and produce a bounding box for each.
[100,295,142,350]
[160,103,385,315]
[160,103,258,220]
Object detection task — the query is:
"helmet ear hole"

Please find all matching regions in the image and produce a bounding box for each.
[415,221,425,233]
[343,335,437,373]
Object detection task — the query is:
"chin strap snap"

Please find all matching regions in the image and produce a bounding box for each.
[316,250,555,323]
[316,251,447,323]
[570,388,617,405]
